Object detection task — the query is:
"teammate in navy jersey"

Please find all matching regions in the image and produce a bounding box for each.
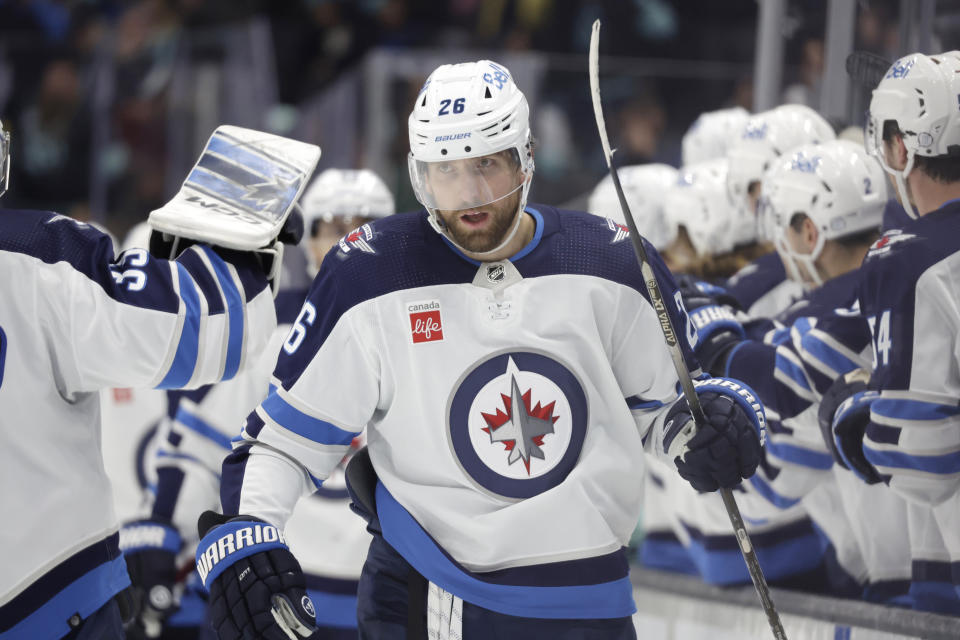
[194,60,767,640]
[120,169,395,640]
[682,140,915,599]
[0,120,303,639]
[820,50,960,615]
[723,104,836,317]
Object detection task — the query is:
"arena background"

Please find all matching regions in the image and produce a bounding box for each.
[3,1,960,638]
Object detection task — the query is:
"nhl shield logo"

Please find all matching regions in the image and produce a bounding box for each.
[486,264,505,283]
[447,350,588,499]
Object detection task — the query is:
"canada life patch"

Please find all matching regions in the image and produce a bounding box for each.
[408,300,443,344]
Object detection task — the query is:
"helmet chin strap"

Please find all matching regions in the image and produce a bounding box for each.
[428,177,532,261]
[882,149,918,219]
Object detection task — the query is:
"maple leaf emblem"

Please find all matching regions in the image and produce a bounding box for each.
[481,373,559,474]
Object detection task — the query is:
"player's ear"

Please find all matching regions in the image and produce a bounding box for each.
[802,216,818,251]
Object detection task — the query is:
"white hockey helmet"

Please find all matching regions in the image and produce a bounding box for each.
[665,158,737,256]
[866,51,960,218]
[0,119,10,199]
[587,163,679,250]
[407,60,534,257]
[681,107,750,166]
[726,104,836,242]
[300,168,395,235]
[762,140,886,286]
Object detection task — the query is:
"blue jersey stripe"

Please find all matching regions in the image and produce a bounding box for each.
[199,246,244,380]
[261,392,358,445]
[305,590,358,629]
[865,446,960,475]
[1,556,130,639]
[157,265,202,389]
[872,398,960,422]
[624,396,664,411]
[775,351,813,392]
[175,407,233,449]
[376,482,636,619]
[748,473,801,509]
[765,440,834,470]
[799,331,859,376]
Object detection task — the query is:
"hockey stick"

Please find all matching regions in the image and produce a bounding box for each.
[588,20,788,640]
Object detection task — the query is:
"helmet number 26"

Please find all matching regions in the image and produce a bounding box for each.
[438,98,466,116]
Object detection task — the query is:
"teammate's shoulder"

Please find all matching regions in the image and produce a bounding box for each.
[519,203,658,294]
[308,209,471,310]
[0,208,115,262]
[321,210,428,269]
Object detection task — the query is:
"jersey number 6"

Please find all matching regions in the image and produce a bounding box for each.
[283,302,317,355]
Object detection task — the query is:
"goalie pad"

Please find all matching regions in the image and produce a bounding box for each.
[149,125,321,250]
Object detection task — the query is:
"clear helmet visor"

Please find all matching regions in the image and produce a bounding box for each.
[408,148,527,212]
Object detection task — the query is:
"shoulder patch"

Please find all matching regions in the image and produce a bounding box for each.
[867,229,917,259]
[336,223,377,257]
[606,218,630,244]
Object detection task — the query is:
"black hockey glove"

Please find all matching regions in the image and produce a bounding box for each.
[663,378,765,492]
[119,519,182,639]
[196,511,321,640]
[818,369,882,484]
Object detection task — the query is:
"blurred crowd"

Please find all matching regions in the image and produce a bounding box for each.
[0,0,912,240]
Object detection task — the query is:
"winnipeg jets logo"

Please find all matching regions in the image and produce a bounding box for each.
[448,351,588,499]
[481,372,558,474]
[338,223,376,254]
[867,230,916,258]
[607,218,630,244]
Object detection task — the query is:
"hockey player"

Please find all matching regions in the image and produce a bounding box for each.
[0,122,313,639]
[682,140,915,598]
[586,164,678,252]
[194,60,766,640]
[820,51,960,614]
[120,169,394,639]
[680,106,750,167]
[299,168,396,274]
[723,104,835,317]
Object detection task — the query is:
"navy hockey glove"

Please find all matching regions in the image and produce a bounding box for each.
[817,369,881,484]
[119,519,182,638]
[675,275,743,311]
[663,378,765,492]
[686,304,745,376]
[196,511,321,640]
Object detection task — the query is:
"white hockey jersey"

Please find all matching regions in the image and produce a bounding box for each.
[0,210,275,639]
[222,205,706,620]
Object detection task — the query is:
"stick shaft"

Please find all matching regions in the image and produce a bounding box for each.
[588,19,787,640]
